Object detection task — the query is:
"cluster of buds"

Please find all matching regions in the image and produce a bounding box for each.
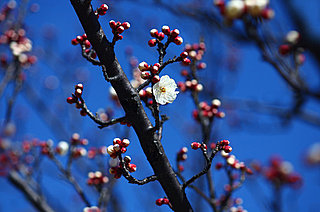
[70,133,88,146]
[179,51,191,66]
[155,197,170,206]
[109,157,137,179]
[263,156,302,188]
[66,83,87,116]
[177,147,188,162]
[123,156,137,173]
[192,99,225,121]
[106,138,130,159]
[217,153,250,172]
[148,26,183,47]
[87,171,109,186]
[217,139,233,153]
[0,150,20,176]
[0,28,36,67]
[214,196,246,211]
[178,79,203,92]
[138,87,154,106]
[83,206,101,212]
[94,4,108,17]
[0,1,16,22]
[109,20,130,42]
[109,166,122,179]
[278,30,305,65]
[190,142,207,151]
[68,133,88,158]
[71,147,87,158]
[176,147,188,172]
[183,42,206,62]
[214,0,274,21]
[38,140,54,156]
[87,146,108,159]
[107,137,137,179]
[21,139,52,156]
[71,34,97,59]
[138,61,162,83]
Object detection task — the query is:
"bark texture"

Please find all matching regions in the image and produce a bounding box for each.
[70,1,193,211]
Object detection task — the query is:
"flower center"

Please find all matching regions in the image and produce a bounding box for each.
[160,87,166,93]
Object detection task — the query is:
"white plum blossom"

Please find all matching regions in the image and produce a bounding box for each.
[153,75,179,105]
[57,141,69,156]
[226,0,245,19]
[244,0,269,16]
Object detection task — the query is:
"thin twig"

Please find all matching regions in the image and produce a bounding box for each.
[118,155,157,185]
[182,144,220,189]
[50,154,91,207]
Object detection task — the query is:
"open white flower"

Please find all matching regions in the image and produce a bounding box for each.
[153,75,179,105]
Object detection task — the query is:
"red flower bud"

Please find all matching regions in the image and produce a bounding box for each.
[117,26,125,34]
[162,25,170,35]
[223,145,232,153]
[71,38,78,45]
[180,51,188,59]
[171,29,180,38]
[191,142,201,150]
[121,22,131,30]
[279,44,291,55]
[148,39,157,47]
[182,58,191,66]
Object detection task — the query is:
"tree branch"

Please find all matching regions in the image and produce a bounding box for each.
[8,171,55,212]
[69,1,193,211]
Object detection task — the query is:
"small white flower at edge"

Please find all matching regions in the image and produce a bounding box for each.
[153,75,179,105]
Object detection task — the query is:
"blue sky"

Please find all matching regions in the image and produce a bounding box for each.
[1,0,320,211]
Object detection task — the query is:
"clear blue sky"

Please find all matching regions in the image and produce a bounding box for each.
[1,0,320,211]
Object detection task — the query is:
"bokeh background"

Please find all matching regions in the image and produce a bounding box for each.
[1,0,320,211]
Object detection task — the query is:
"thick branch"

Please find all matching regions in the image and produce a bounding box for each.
[70,1,193,211]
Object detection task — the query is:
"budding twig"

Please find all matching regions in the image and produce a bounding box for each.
[118,155,157,185]
[182,143,221,190]
[81,44,101,65]
[77,96,126,128]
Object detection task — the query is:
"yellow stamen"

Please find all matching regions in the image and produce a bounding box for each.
[160,87,166,93]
